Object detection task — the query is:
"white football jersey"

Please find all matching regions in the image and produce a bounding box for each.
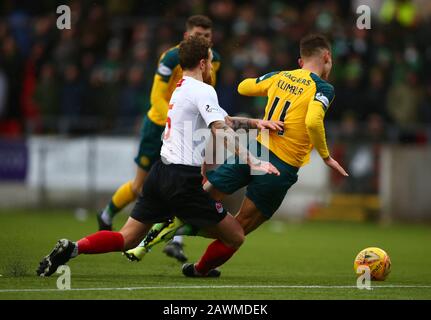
[160,76,227,166]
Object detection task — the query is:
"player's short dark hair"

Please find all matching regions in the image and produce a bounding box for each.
[179,36,211,70]
[300,34,331,58]
[186,15,213,30]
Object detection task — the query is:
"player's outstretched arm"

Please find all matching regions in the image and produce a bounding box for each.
[305,100,348,177]
[323,156,349,177]
[224,116,284,132]
[237,71,279,97]
[210,120,280,176]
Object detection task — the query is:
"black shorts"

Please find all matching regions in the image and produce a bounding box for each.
[130,160,227,228]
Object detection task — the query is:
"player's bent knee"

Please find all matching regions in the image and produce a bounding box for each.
[203,181,212,192]
[131,181,143,197]
[224,229,245,249]
[229,234,244,249]
[119,227,144,250]
[233,232,245,249]
[121,233,142,250]
[132,168,148,196]
[236,215,257,234]
[204,182,226,201]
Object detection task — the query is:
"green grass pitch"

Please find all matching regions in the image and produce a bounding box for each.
[0,209,430,300]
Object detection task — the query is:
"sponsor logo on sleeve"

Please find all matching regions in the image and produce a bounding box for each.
[315,92,329,108]
[215,202,224,213]
[205,105,220,113]
[158,63,172,76]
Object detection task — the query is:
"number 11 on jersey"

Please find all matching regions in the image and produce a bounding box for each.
[266,96,291,135]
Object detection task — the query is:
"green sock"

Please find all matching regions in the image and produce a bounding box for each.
[107,201,121,218]
[175,224,199,236]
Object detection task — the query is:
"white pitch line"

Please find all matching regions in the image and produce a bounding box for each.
[1,285,431,293]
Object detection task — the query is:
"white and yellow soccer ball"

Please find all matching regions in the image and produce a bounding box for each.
[353,247,391,281]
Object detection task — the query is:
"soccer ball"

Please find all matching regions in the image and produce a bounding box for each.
[353,247,391,281]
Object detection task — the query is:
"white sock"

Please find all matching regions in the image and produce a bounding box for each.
[71,242,79,258]
[173,235,183,244]
[100,210,112,225]
[193,263,202,275]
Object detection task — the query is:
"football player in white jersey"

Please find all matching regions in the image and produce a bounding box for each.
[36,36,283,278]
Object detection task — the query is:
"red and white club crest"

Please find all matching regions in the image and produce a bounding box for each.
[215,202,224,213]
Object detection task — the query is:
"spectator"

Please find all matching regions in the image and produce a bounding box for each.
[33,63,59,131]
[362,68,389,121]
[386,71,422,142]
[418,82,431,124]
[21,42,47,133]
[53,29,79,74]
[118,66,149,131]
[79,4,109,55]
[0,70,7,118]
[217,67,238,115]
[92,39,123,129]
[0,36,23,122]
[0,0,429,139]
[60,64,84,134]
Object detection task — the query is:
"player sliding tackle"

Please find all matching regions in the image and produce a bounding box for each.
[36,36,282,278]
[97,15,222,263]
[125,34,349,278]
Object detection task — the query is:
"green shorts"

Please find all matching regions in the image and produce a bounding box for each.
[134,115,165,171]
[206,142,299,218]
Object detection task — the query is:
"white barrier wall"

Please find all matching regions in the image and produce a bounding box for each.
[8,137,431,221]
[380,145,431,222]
[28,137,137,191]
[23,136,331,219]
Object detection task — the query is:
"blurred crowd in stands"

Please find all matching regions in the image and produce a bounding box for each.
[1,0,431,143]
